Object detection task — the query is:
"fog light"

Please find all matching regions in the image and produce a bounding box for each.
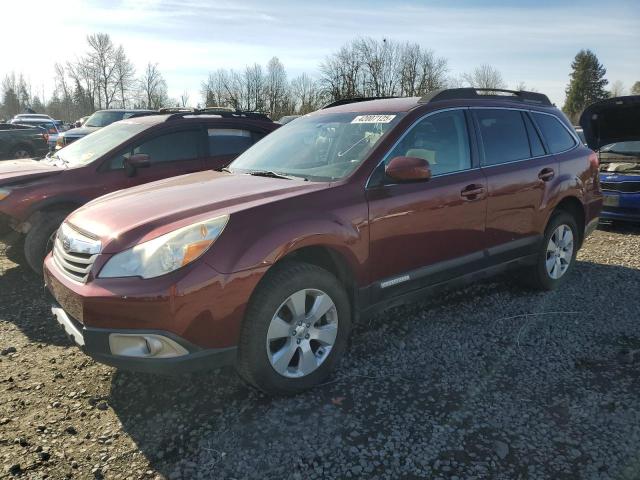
[108,334,189,358]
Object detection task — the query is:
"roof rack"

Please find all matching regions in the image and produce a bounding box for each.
[163,108,272,122]
[419,88,552,106]
[322,97,399,109]
[158,107,195,114]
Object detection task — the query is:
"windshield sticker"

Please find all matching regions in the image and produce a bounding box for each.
[351,115,396,124]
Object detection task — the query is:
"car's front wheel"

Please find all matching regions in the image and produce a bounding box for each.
[236,261,351,395]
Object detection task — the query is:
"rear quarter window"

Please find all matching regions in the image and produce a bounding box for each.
[532,113,576,154]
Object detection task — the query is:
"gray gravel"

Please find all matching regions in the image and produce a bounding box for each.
[1,223,640,479]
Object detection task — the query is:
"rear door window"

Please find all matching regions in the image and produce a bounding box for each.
[208,128,256,156]
[132,129,201,164]
[531,113,576,153]
[475,109,531,166]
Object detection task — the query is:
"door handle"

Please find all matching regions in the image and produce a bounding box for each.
[538,168,555,181]
[460,184,485,200]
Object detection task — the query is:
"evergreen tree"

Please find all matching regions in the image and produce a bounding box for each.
[563,49,608,122]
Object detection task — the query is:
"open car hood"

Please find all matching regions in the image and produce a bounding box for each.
[579,95,640,151]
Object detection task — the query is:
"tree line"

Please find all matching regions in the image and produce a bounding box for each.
[1,33,638,123]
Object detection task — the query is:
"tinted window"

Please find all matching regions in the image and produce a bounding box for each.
[523,113,545,157]
[476,109,530,165]
[133,129,200,164]
[208,129,254,156]
[532,113,576,153]
[386,110,471,176]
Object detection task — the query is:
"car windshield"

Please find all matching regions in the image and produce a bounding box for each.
[601,141,640,156]
[230,112,404,181]
[84,111,132,128]
[52,121,148,167]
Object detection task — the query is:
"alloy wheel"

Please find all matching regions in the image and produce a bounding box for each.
[545,224,574,279]
[266,288,339,378]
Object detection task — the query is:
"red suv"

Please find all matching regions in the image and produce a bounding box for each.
[0,110,278,273]
[44,89,602,395]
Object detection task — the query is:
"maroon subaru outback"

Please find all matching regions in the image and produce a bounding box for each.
[44,89,602,395]
[0,110,278,273]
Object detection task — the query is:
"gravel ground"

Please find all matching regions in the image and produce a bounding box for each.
[1,224,640,480]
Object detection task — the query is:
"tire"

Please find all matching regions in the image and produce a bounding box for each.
[23,211,69,275]
[236,261,352,395]
[520,210,579,291]
[9,145,34,159]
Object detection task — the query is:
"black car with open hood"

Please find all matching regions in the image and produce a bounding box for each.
[579,95,640,151]
[581,95,640,223]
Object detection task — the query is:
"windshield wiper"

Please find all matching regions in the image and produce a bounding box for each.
[217,167,233,173]
[247,170,298,180]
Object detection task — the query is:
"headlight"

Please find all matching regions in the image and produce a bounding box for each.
[0,187,11,201]
[99,215,229,279]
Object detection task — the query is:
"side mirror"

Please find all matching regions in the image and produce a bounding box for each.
[124,153,150,177]
[385,156,431,182]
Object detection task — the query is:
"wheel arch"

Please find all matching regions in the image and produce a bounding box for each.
[550,195,586,247]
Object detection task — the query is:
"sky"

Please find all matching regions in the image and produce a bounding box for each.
[2,0,638,108]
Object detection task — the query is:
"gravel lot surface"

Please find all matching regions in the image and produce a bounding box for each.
[1,224,639,480]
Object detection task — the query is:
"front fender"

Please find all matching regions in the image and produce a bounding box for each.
[205,215,368,284]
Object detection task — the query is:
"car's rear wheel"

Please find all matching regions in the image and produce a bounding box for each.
[9,145,34,159]
[521,210,579,290]
[236,261,351,395]
[23,211,68,275]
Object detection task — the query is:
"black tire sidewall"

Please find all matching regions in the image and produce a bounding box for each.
[23,212,68,275]
[535,212,579,290]
[237,262,351,395]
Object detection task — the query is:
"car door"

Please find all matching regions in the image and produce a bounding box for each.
[204,125,266,170]
[474,108,558,262]
[366,108,488,301]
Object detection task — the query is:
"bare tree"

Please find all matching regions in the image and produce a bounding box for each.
[113,47,136,108]
[291,73,325,114]
[609,80,626,97]
[462,64,506,90]
[86,33,118,108]
[180,90,190,107]
[632,81,640,95]
[398,43,448,96]
[265,57,290,118]
[139,62,168,109]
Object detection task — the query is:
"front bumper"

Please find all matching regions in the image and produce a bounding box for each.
[43,250,265,373]
[50,302,236,374]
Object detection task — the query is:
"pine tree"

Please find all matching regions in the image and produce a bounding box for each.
[563,49,608,122]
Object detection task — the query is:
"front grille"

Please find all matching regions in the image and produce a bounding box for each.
[51,223,101,283]
[601,181,640,193]
[52,237,98,282]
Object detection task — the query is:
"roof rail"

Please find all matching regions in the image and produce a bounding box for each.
[419,88,552,106]
[164,109,273,122]
[158,107,195,114]
[322,96,399,109]
[127,111,159,119]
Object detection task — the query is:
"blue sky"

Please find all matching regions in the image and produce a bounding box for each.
[3,0,639,107]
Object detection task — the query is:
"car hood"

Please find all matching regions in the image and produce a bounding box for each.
[0,159,62,185]
[579,95,640,150]
[67,170,330,253]
[62,126,100,137]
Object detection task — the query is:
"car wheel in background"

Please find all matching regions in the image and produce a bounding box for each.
[520,210,579,291]
[9,146,34,159]
[236,261,351,395]
[23,211,69,275]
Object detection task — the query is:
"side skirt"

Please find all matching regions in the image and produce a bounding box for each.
[358,253,537,316]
